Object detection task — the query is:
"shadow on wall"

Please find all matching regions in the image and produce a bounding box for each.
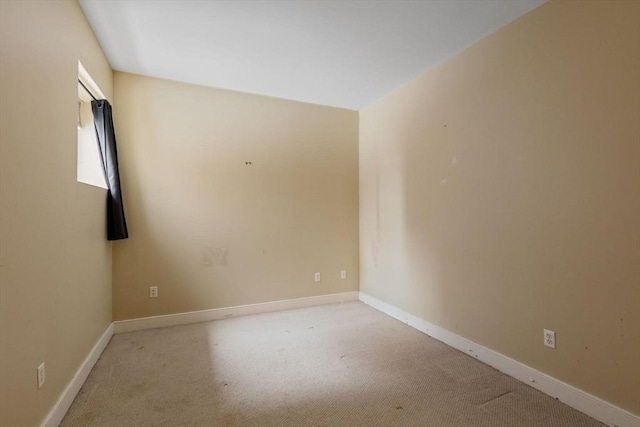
[111,90,254,319]
[111,93,192,319]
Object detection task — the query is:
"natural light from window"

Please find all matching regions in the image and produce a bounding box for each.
[77,61,107,189]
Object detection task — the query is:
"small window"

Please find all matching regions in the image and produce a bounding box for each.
[77,62,107,189]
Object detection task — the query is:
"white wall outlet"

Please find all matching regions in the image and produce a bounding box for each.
[544,329,556,348]
[340,270,347,279]
[37,362,45,389]
[150,286,158,298]
[314,272,321,282]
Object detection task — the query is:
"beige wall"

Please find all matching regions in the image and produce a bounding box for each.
[1,0,636,424]
[0,1,113,426]
[360,0,639,415]
[112,72,359,320]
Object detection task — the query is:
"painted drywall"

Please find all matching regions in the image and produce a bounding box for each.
[359,0,639,415]
[112,72,359,320]
[0,1,113,426]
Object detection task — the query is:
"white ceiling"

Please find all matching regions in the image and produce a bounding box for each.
[79,0,545,110]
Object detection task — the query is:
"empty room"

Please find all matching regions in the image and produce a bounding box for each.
[1,0,638,426]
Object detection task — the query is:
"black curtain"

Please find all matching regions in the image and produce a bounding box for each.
[92,100,128,241]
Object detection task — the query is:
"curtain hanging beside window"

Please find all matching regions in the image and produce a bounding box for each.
[91,99,128,241]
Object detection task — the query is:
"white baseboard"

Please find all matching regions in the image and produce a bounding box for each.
[113,291,360,334]
[359,292,639,427]
[40,323,114,427]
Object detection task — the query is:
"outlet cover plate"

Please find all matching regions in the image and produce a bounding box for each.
[544,329,556,348]
[37,362,45,389]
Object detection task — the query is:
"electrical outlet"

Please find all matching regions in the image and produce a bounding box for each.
[340,270,347,279]
[314,272,321,282]
[37,362,45,389]
[150,286,158,298]
[544,329,556,348]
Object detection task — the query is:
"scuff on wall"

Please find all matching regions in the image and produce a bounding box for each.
[202,247,229,266]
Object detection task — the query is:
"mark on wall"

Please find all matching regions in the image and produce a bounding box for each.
[371,240,379,267]
[202,247,229,266]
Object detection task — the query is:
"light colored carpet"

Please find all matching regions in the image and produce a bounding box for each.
[61,302,604,426]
